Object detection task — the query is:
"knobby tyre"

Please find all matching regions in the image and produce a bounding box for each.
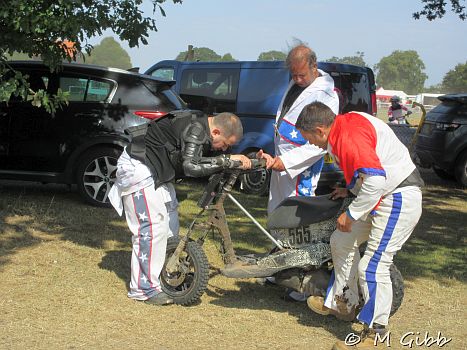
[389,263,404,316]
[161,236,210,305]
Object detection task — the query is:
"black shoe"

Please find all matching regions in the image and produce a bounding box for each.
[144,292,174,306]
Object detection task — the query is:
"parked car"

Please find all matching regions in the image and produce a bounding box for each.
[415,94,467,186]
[145,60,377,194]
[0,61,186,206]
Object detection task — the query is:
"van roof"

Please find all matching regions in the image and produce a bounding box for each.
[147,60,371,74]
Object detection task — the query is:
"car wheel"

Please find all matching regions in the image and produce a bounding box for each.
[432,165,455,181]
[76,147,122,207]
[239,152,270,196]
[454,150,467,187]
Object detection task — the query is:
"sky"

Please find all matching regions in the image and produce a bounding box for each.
[91,0,467,86]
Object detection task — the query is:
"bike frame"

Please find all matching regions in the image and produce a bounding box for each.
[166,168,283,272]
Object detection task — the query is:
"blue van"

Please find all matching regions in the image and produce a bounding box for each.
[145,60,377,194]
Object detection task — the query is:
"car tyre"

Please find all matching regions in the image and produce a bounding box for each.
[454,150,467,187]
[432,165,456,181]
[239,152,270,196]
[76,147,122,207]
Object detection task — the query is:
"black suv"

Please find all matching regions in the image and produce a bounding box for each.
[0,61,185,206]
[415,94,467,186]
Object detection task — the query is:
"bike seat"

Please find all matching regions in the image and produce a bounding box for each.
[267,195,344,230]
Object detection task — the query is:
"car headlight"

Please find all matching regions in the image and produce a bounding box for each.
[435,122,460,131]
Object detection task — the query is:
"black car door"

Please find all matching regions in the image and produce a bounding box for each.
[4,69,59,172]
[0,101,10,163]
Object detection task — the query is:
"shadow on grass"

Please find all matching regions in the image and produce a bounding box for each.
[207,280,353,340]
[99,250,131,291]
[0,180,129,268]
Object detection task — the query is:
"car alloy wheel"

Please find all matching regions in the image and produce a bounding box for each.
[76,147,121,207]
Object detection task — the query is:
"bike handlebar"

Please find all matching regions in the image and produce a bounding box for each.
[210,156,267,170]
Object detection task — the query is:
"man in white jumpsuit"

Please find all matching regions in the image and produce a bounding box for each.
[258,44,339,301]
[109,112,251,305]
[259,44,339,213]
[296,102,423,350]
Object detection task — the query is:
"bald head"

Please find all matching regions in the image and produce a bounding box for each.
[286,44,317,69]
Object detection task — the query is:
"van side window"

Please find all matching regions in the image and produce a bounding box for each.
[179,69,240,114]
[331,72,370,114]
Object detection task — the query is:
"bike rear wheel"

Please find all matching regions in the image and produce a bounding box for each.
[389,263,404,316]
[160,237,210,306]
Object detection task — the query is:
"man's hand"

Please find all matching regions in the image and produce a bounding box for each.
[337,212,354,232]
[330,187,349,200]
[230,154,252,170]
[271,156,286,171]
[256,149,275,169]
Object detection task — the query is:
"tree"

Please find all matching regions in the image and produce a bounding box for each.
[324,51,366,67]
[84,37,132,69]
[413,0,466,20]
[441,62,467,93]
[374,50,428,95]
[220,53,237,62]
[424,84,444,93]
[257,50,287,61]
[0,0,181,112]
[175,47,236,62]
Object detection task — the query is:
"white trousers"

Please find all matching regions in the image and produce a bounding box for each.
[324,186,422,327]
[122,183,179,300]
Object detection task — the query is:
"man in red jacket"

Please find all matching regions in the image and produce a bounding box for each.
[295,102,423,350]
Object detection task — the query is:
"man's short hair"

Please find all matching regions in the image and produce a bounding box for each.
[286,44,317,69]
[296,102,336,131]
[211,112,243,140]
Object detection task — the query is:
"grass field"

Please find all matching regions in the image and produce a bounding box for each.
[0,170,466,350]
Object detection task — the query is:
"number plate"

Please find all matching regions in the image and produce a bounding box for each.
[287,227,312,246]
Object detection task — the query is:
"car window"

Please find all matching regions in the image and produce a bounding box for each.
[179,68,239,114]
[5,70,50,102]
[150,67,174,80]
[59,76,112,102]
[330,72,370,114]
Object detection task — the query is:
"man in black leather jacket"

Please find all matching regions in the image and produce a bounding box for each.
[109,111,251,305]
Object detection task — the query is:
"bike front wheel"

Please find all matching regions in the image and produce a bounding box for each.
[160,237,210,305]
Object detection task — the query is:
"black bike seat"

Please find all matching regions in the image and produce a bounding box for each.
[267,195,344,230]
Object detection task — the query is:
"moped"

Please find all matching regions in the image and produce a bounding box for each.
[161,158,404,317]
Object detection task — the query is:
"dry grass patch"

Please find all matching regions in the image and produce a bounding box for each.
[0,175,466,349]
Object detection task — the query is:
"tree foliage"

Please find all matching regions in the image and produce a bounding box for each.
[220,53,237,62]
[324,51,366,67]
[413,0,466,20]
[375,50,428,95]
[257,50,287,61]
[84,37,132,69]
[0,0,181,112]
[175,47,236,62]
[441,61,467,93]
[424,84,444,93]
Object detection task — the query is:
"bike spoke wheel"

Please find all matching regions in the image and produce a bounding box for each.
[161,237,210,305]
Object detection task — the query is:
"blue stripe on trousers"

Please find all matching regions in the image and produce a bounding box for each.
[357,192,402,325]
[326,269,336,298]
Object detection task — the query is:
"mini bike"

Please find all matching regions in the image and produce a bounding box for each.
[161,158,404,317]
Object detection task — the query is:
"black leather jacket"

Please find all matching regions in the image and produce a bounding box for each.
[126,110,231,188]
